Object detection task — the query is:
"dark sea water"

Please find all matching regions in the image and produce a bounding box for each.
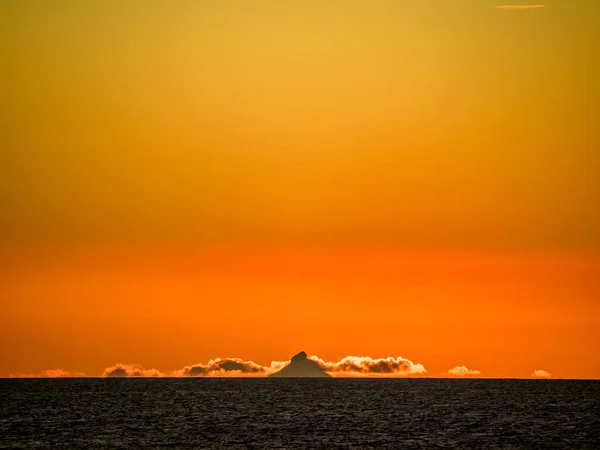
[1,379,599,449]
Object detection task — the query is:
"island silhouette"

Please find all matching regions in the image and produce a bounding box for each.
[269,351,331,378]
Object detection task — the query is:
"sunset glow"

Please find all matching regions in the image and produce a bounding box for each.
[1,0,599,380]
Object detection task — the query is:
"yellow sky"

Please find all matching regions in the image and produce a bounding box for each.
[1,1,599,377]
[2,0,598,248]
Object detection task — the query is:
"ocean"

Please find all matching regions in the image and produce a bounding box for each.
[1,378,598,449]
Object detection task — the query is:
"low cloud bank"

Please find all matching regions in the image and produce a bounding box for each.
[447,366,481,376]
[532,369,551,378]
[43,369,70,378]
[8,369,85,378]
[172,358,287,377]
[100,355,426,378]
[103,364,164,378]
[311,356,426,377]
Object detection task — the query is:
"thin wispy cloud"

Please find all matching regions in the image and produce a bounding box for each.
[8,369,85,378]
[496,5,545,9]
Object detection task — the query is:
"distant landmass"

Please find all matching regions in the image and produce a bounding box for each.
[269,351,331,378]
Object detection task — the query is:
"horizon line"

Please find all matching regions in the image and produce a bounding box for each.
[3,376,597,381]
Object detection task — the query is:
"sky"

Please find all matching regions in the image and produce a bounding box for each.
[1,1,599,378]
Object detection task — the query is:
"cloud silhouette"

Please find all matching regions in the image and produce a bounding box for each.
[496,5,545,9]
[447,366,481,376]
[312,355,426,377]
[103,363,164,378]
[532,369,551,378]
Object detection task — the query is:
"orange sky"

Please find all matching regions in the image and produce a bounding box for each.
[1,245,598,378]
[1,1,599,378]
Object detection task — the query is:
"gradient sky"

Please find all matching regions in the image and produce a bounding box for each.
[1,1,599,378]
